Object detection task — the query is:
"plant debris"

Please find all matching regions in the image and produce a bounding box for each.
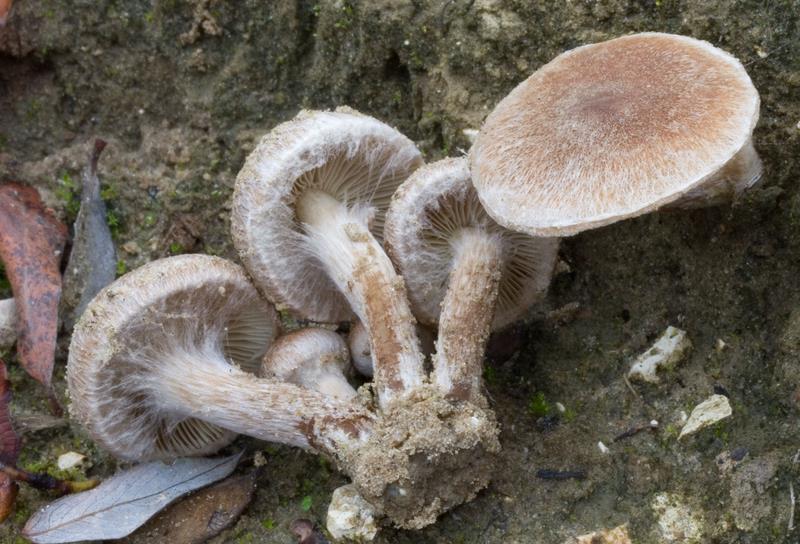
[614,420,659,442]
[61,139,117,331]
[536,469,587,481]
[0,359,19,522]
[24,452,242,543]
[125,470,257,544]
[0,183,67,409]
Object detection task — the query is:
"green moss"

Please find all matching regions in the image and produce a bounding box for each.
[143,211,158,228]
[54,172,80,220]
[528,392,551,417]
[106,209,121,240]
[300,495,313,512]
[483,365,498,385]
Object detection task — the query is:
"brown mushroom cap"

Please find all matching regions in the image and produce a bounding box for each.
[385,157,558,329]
[67,254,280,460]
[232,107,423,323]
[470,32,760,236]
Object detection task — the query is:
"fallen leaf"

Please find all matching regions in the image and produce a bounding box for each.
[125,470,257,544]
[0,183,67,397]
[0,359,20,464]
[0,359,19,522]
[61,140,117,330]
[23,452,242,544]
[0,0,12,27]
[0,472,17,522]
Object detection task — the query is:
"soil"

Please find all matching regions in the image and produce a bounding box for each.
[1,1,799,543]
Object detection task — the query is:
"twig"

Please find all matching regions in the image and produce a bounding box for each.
[0,461,98,494]
[614,420,659,443]
[535,469,586,481]
[789,481,795,532]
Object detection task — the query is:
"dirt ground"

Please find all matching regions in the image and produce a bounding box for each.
[1,1,799,543]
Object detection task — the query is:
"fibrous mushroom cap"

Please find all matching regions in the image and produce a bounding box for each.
[67,254,280,461]
[385,157,558,329]
[232,107,423,323]
[470,32,760,236]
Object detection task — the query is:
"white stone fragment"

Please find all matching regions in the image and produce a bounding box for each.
[462,128,479,145]
[0,298,16,350]
[571,524,632,543]
[651,493,704,543]
[597,441,610,455]
[326,484,378,541]
[628,326,692,383]
[57,451,87,471]
[679,394,732,439]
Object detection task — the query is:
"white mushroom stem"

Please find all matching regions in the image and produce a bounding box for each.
[297,189,424,407]
[144,345,373,457]
[0,298,15,350]
[433,228,503,403]
[262,328,357,400]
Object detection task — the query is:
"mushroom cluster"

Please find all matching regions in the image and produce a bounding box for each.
[66,32,761,538]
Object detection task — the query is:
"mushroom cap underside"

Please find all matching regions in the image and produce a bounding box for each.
[385,157,559,329]
[67,254,280,461]
[232,108,423,323]
[470,32,760,236]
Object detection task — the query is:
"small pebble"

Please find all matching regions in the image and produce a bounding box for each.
[679,394,732,439]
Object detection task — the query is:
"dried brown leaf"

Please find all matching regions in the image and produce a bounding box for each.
[0,359,18,522]
[0,183,67,396]
[125,471,257,544]
[0,359,20,464]
[0,474,18,523]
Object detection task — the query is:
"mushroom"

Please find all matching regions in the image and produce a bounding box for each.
[0,298,15,350]
[348,321,373,378]
[232,108,425,406]
[347,320,436,379]
[67,254,373,462]
[385,157,558,401]
[470,32,761,237]
[261,327,357,400]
